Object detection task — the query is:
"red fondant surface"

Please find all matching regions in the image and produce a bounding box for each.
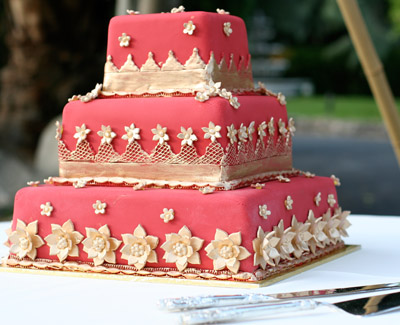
[107,11,249,69]
[12,176,339,273]
[62,95,288,156]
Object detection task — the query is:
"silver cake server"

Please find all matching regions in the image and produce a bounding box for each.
[180,291,400,324]
[158,282,400,311]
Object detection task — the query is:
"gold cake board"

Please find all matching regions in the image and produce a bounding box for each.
[0,245,360,289]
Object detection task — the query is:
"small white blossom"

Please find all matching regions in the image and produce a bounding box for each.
[177,127,198,146]
[314,192,322,206]
[97,125,116,145]
[248,121,256,141]
[288,118,296,136]
[93,200,106,215]
[40,202,53,217]
[268,118,275,135]
[204,80,221,96]
[223,22,233,36]
[259,204,271,219]
[171,5,185,13]
[226,124,238,144]
[258,121,267,139]
[73,179,87,188]
[151,124,169,145]
[229,96,240,109]
[285,196,293,210]
[328,194,337,208]
[118,33,131,47]
[278,119,287,136]
[127,10,140,15]
[183,20,196,35]
[219,88,232,99]
[122,123,141,144]
[202,122,222,143]
[160,208,174,223]
[251,183,265,189]
[199,186,215,195]
[238,123,248,142]
[276,175,291,183]
[277,92,286,105]
[74,124,91,144]
[195,91,210,102]
[216,8,230,15]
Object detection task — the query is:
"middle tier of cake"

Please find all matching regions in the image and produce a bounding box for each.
[58,95,293,188]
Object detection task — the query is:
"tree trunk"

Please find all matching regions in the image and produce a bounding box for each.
[0,0,115,159]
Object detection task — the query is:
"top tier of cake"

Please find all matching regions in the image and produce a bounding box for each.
[103,11,254,94]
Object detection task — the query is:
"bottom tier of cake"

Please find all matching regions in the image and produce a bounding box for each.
[4,175,350,282]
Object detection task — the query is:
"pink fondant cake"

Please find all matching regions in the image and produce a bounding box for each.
[4,8,351,283]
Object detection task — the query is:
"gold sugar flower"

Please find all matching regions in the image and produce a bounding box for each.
[73,124,91,144]
[259,204,271,219]
[273,220,295,261]
[152,124,169,145]
[118,33,131,47]
[45,220,84,262]
[183,20,196,35]
[253,227,280,269]
[290,216,312,258]
[205,229,251,274]
[120,225,159,270]
[202,122,222,143]
[238,123,248,142]
[161,226,204,271]
[223,22,233,36]
[122,123,141,144]
[82,224,121,266]
[226,124,238,144]
[93,200,106,215]
[40,202,53,217]
[307,210,328,254]
[97,125,116,145]
[321,209,341,245]
[8,220,45,260]
[160,208,175,223]
[251,183,265,190]
[333,208,351,237]
[177,127,198,146]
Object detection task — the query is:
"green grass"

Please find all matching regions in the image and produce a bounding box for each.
[287,95,400,121]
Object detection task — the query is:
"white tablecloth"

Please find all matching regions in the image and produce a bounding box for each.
[1,215,399,324]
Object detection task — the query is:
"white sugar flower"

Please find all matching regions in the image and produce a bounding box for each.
[278,119,287,136]
[238,123,248,142]
[183,20,196,35]
[177,127,198,146]
[314,192,322,206]
[160,208,174,223]
[73,124,91,144]
[122,123,141,144]
[327,194,337,208]
[97,125,116,145]
[219,88,232,99]
[93,200,107,215]
[202,122,222,143]
[285,195,293,210]
[118,33,131,47]
[127,10,140,15]
[229,96,240,109]
[40,202,53,217]
[204,80,221,96]
[258,121,267,139]
[195,91,210,102]
[217,8,230,15]
[171,5,185,13]
[288,118,296,136]
[277,92,286,105]
[268,118,275,135]
[247,121,256,141]
[151,124,169,145]
[223,22,233,36]
[259,204,271,219]
[226,124,238,144]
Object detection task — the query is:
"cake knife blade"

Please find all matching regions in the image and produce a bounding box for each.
[158,282,400,311]
[179,291,400,324]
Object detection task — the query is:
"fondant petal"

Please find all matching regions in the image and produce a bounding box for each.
[104,251,116,264]
[62,220,75,233]
[187,252,200,265]
[134,224,146,237]
[190,237,204,251]
[98,224,111,237]
[26,248,37,260]
[147,250,158,263]
[32,235,45,248]
[146,236,159,249]
[215,229,228,241]
[70,245,79,257]
[178,225,191,238]
[214,257,226,270]
[26,220,38,236]
[228,232,242,245]
[237,246,251,260]
[227,260,240,274]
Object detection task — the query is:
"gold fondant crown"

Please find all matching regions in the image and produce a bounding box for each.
[102,48,254,95]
